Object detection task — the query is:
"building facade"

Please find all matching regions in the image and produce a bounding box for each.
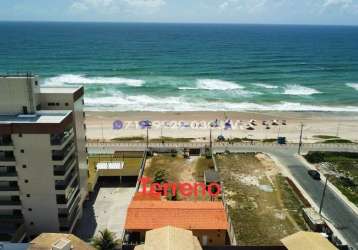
[0,74,87,240]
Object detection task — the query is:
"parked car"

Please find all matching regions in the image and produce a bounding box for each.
[308,170,321,180]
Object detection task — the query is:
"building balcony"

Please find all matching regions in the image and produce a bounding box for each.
[55,171,78,191]
[54,156,76,178]
[58,193,80,219]
[0,136,13,151]
[57,187,79,206]
[0,171,17,181]
[0,151,16,164]
[0,213,23,223]
[0,186,19,192]
[59,205,81,232]
[0,199,21,209]
[0,136,12,146]
[51,128,74,146]
[52,143,75,162]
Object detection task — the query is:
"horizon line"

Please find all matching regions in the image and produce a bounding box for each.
[0,20,358,27]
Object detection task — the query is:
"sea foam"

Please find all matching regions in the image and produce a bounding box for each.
[346,83,358,91]
[43,74,144,87]
[254,83,279,89]
[84,94,358,112]
[194,79,244,90]
[283,84,321,96]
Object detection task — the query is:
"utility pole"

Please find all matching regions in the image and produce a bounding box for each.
[319,176,329,217]
[209,128,212,150]
[298,123,304,155]
[146,126,149,150]
[336,123,340,138]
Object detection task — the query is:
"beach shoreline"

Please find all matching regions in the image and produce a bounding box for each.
[85,111,358,143]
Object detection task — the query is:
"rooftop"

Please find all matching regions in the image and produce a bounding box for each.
[281,231,338,250]
[125,201,228,230]
[40,87,82,94]
[134,226,202,250]
[0,73,36,78]
[0,111,72,125]
[28,233,94,250]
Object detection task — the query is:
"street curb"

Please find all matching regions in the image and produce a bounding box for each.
[295,154,358,216]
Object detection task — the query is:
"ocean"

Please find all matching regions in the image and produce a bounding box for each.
[0,22,358,112]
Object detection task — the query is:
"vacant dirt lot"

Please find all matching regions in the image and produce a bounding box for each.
[215,153,307,246]
[144,154,214,200]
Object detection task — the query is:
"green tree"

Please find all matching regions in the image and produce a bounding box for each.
[153,169,168,184]
[91,229,121,250]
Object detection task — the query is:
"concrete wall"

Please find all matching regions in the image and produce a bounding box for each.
[12,133,60,235]
[0,77,40,114]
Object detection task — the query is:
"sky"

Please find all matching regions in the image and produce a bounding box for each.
[0,0,358,25]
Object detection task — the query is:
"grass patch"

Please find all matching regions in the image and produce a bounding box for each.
[216,153,307,246]
[144,155,183,183]
[313,135,340,139]
[111,136,144,142]
[262,138,277,143]
[304,152,358,206]
[144,154,214,201]
[150,137,194,143]
[194,157,215,181]
[322,139,353,144]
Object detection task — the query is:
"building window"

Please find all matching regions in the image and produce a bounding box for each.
[22,165,27,168]
[82,99,84,105]
[48,102,56,106]
[34,81,38,86]
[24,179,29,183]
[56,103,60,106]
[30,222,34,226]
[28,208,32,211]
[20,149,25,153]
[19,133,22,137]
[22,106,28,114]
[26,194,31,197]
[65,102,69,106]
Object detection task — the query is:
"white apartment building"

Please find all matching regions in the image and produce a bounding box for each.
[0,74,87,241]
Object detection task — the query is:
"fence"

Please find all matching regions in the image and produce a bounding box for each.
[87,141,358,151]
[212,154,238,246]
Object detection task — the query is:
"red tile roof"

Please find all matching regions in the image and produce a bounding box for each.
[132,192,161,201]
[125,201,228,230]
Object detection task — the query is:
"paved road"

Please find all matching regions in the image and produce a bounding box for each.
[87,142,358,249]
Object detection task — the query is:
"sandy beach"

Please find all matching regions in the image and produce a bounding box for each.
[85,111,358,143]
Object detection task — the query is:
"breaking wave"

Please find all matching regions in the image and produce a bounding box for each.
[283,84,321,96]
[179,79,244,90]
[84,94,358,112]
[43,74,144,87]
[254,83,279,89]
[346,83,358,91]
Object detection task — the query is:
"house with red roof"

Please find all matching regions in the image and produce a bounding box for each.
[123,200,228,246]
